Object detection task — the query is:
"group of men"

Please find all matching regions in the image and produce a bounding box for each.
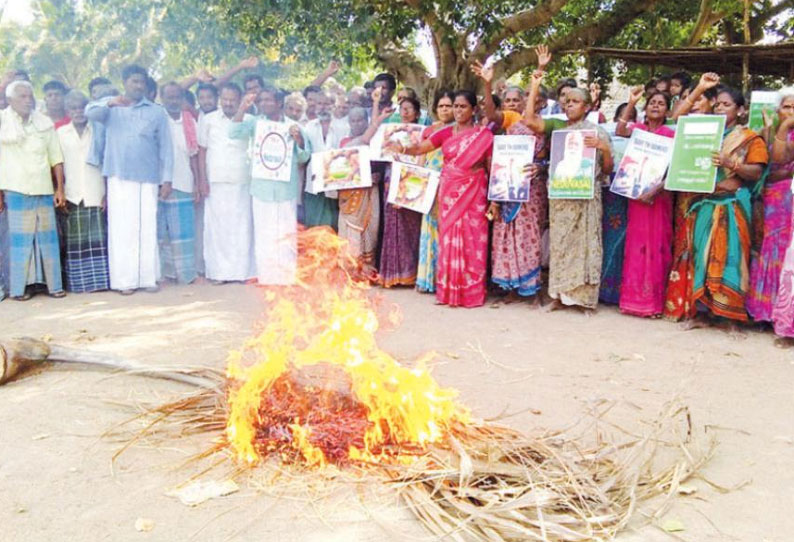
[0,59,405,300]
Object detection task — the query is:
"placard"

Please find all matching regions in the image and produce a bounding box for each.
[310,146,373,192]
[370,123,425,165]
[748,91,778,132]
[665,114,726,193]
[548,129,596,199]
[610,129,674,199]
[387,162,440,214]
[488,135,536,202]
[252,120,293,182]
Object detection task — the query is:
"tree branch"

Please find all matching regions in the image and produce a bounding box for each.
[492,0,662,80]
[374,37,431,92]
[471,0,570,61]
[687,0,727,46]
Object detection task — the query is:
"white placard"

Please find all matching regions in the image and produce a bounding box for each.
[310,146,373,192]
[252,120,293,182]
[387,162,440,214]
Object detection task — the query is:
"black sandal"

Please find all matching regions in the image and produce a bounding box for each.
[12,292,33,301]
[48,291,67,299]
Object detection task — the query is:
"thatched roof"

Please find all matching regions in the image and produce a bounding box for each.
[570,42,794,79]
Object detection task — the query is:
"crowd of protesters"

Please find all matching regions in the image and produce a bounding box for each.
[1,50,793,344]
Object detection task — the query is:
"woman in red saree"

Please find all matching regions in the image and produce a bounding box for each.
[615,87,675,317]
[391,91,494,307]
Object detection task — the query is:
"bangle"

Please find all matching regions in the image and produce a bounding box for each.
[775,135,788,143]
[685,98,695,107]
[617,119,628,124]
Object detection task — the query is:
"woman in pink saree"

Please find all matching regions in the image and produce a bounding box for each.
[390,90,494,307]
[614,87,675,317]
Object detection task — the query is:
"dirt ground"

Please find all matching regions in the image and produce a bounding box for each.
[1,282,792,542]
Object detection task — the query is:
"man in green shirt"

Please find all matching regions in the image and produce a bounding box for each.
[229,85,311,285]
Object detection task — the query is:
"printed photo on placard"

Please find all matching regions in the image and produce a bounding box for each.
[665,114,726,193]
[488,135,536,202]
[252,120,293,182]
[548,129,596,199]
[370,123,425,165]
[610,129,674,199]
[387,162,440,214]
[311,146,372,192]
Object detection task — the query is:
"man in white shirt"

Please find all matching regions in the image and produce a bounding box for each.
[303,90,348,229]
[197,82,254,283]
[57,90,109,293]
[159,82,199,284]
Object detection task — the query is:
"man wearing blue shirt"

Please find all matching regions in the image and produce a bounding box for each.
[86,64,173,295]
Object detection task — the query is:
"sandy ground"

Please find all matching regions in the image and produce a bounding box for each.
[1,282,793,542]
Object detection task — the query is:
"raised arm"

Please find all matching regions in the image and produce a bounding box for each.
[523,70,546,134]
[309,60,341,88]
[471,61,503,127]
[772,116,794,163]
[615,86,644,137]
[671,72,719,120]
[232,93,257,124]
[216,56,260,88]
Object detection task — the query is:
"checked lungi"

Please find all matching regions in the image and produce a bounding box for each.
[0,209,9,299]
[64,202,109,293]
[4,191,63,297]
[158,189,197,284]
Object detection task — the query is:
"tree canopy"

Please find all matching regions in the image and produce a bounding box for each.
[211,0,793,98]
[1,0,791,97]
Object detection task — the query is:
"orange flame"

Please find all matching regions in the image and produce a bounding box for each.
[225,228,467,466]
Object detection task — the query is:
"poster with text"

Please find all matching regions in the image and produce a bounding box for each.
[488,135,536,202]
[252,120,293,182]
[548,129,596,199]
[387,162,440,214]
[748,91,779,133]
[311,146,372,192]
[665,114,726,193]
[610,129,674,199]
[370,123,425,165]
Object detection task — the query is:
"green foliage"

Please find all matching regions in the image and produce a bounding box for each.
[1,0,788,99]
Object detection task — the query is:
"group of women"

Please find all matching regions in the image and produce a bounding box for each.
[341,51,794,345]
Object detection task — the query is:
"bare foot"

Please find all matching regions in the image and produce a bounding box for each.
[527,296,541,310]
[774,337,794,349]
[725,322,747,340]
[680,316,708,331]
[503,291,521,305]
[545,299,564,313]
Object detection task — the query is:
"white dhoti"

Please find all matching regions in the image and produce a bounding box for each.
[252,198,297,286]
[203,183,254,281]
[107,177,160,291]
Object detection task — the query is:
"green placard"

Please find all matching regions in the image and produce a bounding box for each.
[748,91,778,132]
[664,114,726,193]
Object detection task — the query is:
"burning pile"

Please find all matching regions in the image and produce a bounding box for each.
[224,228,465,467]
[117,227,710,541]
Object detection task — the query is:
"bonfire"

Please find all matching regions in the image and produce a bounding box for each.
[1,228,712,542]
